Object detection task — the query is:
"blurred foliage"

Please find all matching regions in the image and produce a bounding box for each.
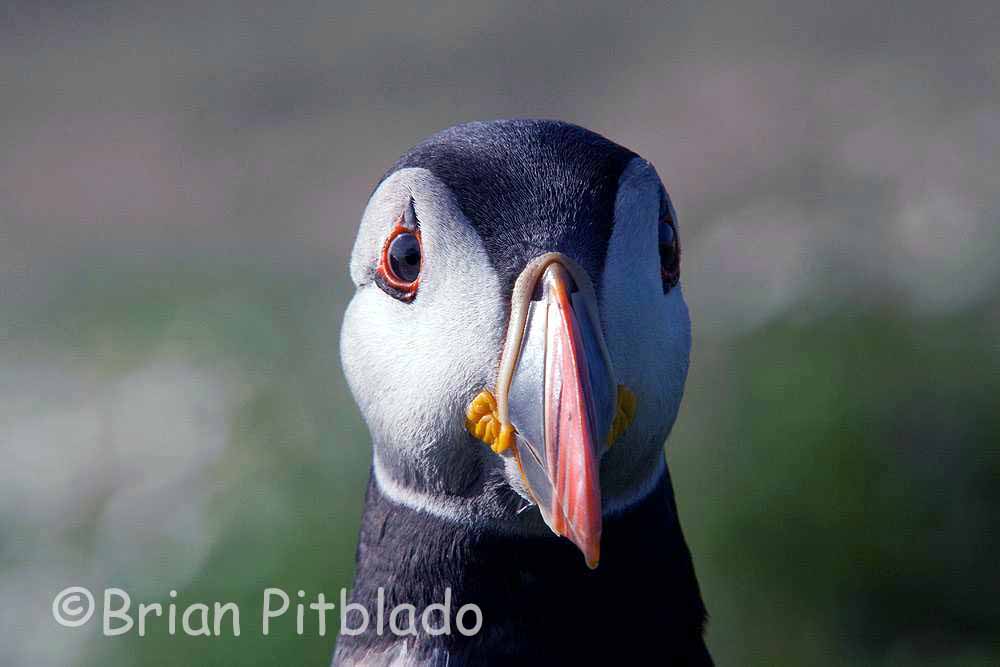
[674,302,1000,665]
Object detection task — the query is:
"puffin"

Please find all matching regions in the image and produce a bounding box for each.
[335,119,710,666]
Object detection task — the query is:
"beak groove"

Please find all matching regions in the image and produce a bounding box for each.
[498,254,618,568]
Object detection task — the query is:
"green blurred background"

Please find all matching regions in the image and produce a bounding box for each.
[2,2,998,665]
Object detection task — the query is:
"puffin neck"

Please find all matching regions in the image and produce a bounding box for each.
[336,463,710,665]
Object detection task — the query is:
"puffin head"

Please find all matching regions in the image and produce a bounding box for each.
[341,120,690,569]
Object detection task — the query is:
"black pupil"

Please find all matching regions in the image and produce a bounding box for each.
[388,233,421,283]
[659,221,677,271]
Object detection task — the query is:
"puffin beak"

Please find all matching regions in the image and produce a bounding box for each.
[499,255,617,568]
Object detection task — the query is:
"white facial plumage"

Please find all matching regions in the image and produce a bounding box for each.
[600,159,692,513]
[340,160,692,529]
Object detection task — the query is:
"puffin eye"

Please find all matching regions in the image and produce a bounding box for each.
[388,233,421,283]
[376,223,422,302]
[659,213,680,293]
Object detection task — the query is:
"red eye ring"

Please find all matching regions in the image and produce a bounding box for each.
[659,214,681,293]
[376,220,422,302]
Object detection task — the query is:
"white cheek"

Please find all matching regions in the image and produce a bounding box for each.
[601,159,692,454]
[341,290,437,451]
[340,168,507,487]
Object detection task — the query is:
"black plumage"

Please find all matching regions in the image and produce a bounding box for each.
[385,119,637,294]
[334,468,709,666]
